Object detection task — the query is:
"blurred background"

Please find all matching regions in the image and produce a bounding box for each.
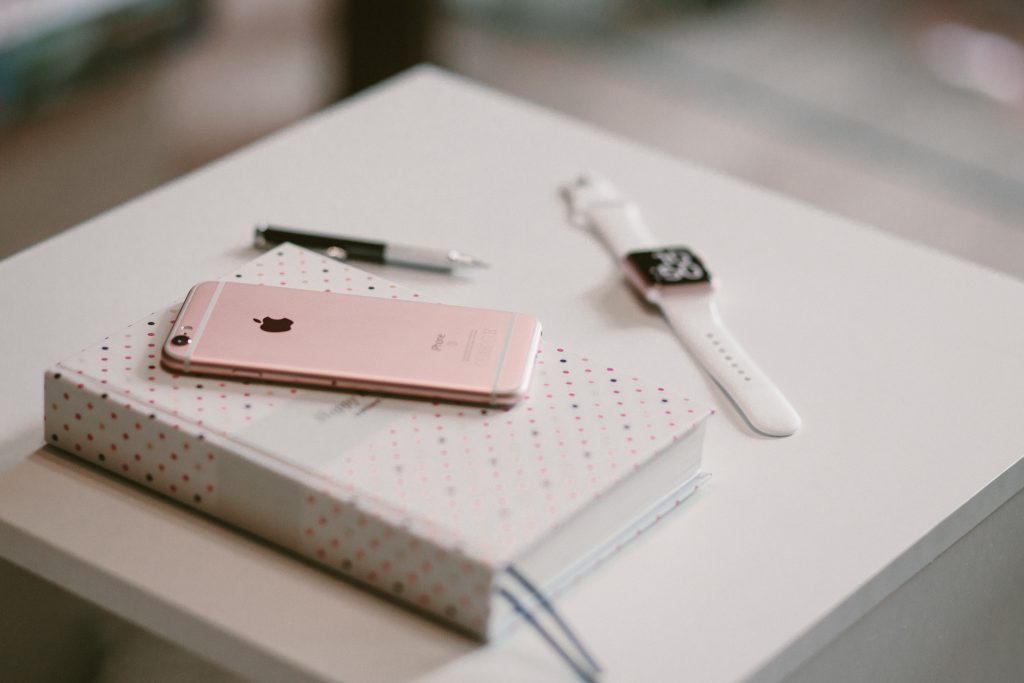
[2,0,1024,277]
[2,0,1024,680]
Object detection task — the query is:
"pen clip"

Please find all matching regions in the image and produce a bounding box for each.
[254,225,349,261]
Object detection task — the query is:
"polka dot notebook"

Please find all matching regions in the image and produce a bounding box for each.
[44,243,711,639]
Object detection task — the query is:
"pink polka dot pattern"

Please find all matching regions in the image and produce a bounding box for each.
[44,244,712,637]
[297,489,492,631]
[44,372,223,511]
[316,344,711,563]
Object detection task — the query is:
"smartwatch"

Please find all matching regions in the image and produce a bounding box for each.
[563,174,801,437]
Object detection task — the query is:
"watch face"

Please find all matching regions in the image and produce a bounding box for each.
[626,248,711,286]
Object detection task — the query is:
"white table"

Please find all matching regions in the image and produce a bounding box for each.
[2,67,1023,683]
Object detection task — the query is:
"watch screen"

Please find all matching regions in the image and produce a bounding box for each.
[626,248,711,286]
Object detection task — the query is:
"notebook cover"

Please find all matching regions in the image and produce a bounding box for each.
[43,244,712,636]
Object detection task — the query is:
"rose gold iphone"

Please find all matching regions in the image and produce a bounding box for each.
[161,282,542,407]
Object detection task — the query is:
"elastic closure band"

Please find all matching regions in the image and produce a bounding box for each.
[498,565,602,682]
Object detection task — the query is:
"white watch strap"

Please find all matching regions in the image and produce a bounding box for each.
[564,175,659,254]
[585,202,657,255]
[564,173,800,437]
[659,295,801,437]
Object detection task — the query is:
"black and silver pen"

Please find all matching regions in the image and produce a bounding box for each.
[254,224,488,272]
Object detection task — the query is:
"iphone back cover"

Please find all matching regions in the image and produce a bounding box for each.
[162,282,541,406]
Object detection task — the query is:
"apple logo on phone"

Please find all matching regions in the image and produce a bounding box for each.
[254,316,293,333]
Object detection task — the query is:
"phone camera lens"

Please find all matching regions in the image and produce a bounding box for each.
[171,335,191,346]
